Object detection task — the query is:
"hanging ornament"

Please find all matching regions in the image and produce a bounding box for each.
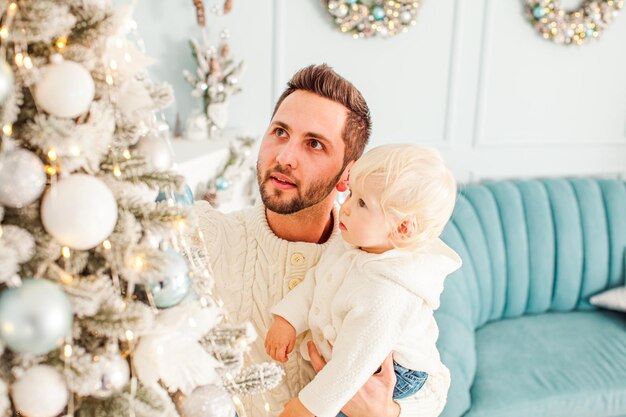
[0,279,73,355]
[326,0,421,39]
[11,365,69,417]
[183,384,236,417]
[0,59,14,105]
[133,133,174,171]
[156,184,195,206]
[41,174,118,250]
[0,149,47,208]
[144,249,191,308]
[90,349,131,398]
[525,0,623,45]
[34,54,95,118]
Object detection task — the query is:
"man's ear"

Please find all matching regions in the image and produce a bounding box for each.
[336,160,355,193]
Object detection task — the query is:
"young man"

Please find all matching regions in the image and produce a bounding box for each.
[194,64,449,416]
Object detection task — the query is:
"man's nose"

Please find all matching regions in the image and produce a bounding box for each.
[275,140,298,169]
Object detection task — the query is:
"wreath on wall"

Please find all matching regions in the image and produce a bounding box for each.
[325,0,421,39]
[525,0,623,45]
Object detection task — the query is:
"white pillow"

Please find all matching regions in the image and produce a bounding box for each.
[590,286,626,312]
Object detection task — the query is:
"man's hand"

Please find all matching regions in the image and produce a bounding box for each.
[279,397,315,417]
[307,341,400,417]
[265,315,296,362]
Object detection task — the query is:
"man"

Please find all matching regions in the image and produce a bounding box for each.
[194,64,448,416]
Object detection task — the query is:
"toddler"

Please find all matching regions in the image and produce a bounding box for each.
[265,144,462,417]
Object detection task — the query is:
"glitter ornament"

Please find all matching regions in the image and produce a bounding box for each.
[183,384,236,417]
[0,149,46,208]
[34,55,95,118]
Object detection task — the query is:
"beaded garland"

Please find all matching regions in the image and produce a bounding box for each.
[525,0,623,45]
[326,0,421,39]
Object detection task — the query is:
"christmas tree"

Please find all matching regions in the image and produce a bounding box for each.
[0,1,281,416]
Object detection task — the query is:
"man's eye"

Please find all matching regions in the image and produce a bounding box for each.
[358,198,366,208]
[275,128,287,137]
[309,139,324,150]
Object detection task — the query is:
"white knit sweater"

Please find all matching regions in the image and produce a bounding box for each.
[195,200,454,417]
[271,238,462,417]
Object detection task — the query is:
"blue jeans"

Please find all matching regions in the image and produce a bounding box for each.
[337,361,428,417]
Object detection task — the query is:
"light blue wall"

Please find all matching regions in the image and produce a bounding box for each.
[130,0,626,182]
[131,0,274,135]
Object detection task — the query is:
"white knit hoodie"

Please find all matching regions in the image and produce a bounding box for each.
[271,237,462,417]
[195,200,456,417]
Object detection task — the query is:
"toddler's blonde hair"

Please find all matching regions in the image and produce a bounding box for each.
[350,144,457,251]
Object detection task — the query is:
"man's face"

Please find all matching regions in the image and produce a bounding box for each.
[257,90,348,215]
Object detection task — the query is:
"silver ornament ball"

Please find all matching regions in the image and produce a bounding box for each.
[183,384,236,417]
[0,149,47,208]
[144,249,191,309]
[0,279,73,355]
[90,351,130,398]
[133,133,173,172]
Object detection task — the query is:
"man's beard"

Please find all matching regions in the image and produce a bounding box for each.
[257,163,343,215]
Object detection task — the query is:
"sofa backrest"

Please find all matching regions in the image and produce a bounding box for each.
[435,178,626,417]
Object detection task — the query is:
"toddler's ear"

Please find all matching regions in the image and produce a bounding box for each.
[396,217,417,239]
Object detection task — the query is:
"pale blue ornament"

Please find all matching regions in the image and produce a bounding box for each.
[372,5,386,21]
[346,0,358,5]
[533,5,546,19]
[215,177,230,191]
[156,184,194,205]
[0,279,73,355]
[145,250,191,309]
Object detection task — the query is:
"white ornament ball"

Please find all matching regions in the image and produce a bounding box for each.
[34,55,95,119]
[0,59,14,105]
[133,134,173,171]
[91,351,130,398]
[0,149,47,208]
[11,365,68,417]
[183,384,236,417]
[41,174,118,250]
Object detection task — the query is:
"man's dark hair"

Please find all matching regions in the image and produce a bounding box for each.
[272,64,371,165]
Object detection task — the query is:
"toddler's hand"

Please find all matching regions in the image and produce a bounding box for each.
[265,315,296,363]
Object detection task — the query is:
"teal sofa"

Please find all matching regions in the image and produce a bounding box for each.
[436,178,626,417]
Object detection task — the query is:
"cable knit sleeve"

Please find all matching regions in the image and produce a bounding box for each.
[298,278,419,417]
[270,267,316,335]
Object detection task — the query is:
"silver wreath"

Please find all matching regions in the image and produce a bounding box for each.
[526,0,623,45]
[326,0,421,39]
